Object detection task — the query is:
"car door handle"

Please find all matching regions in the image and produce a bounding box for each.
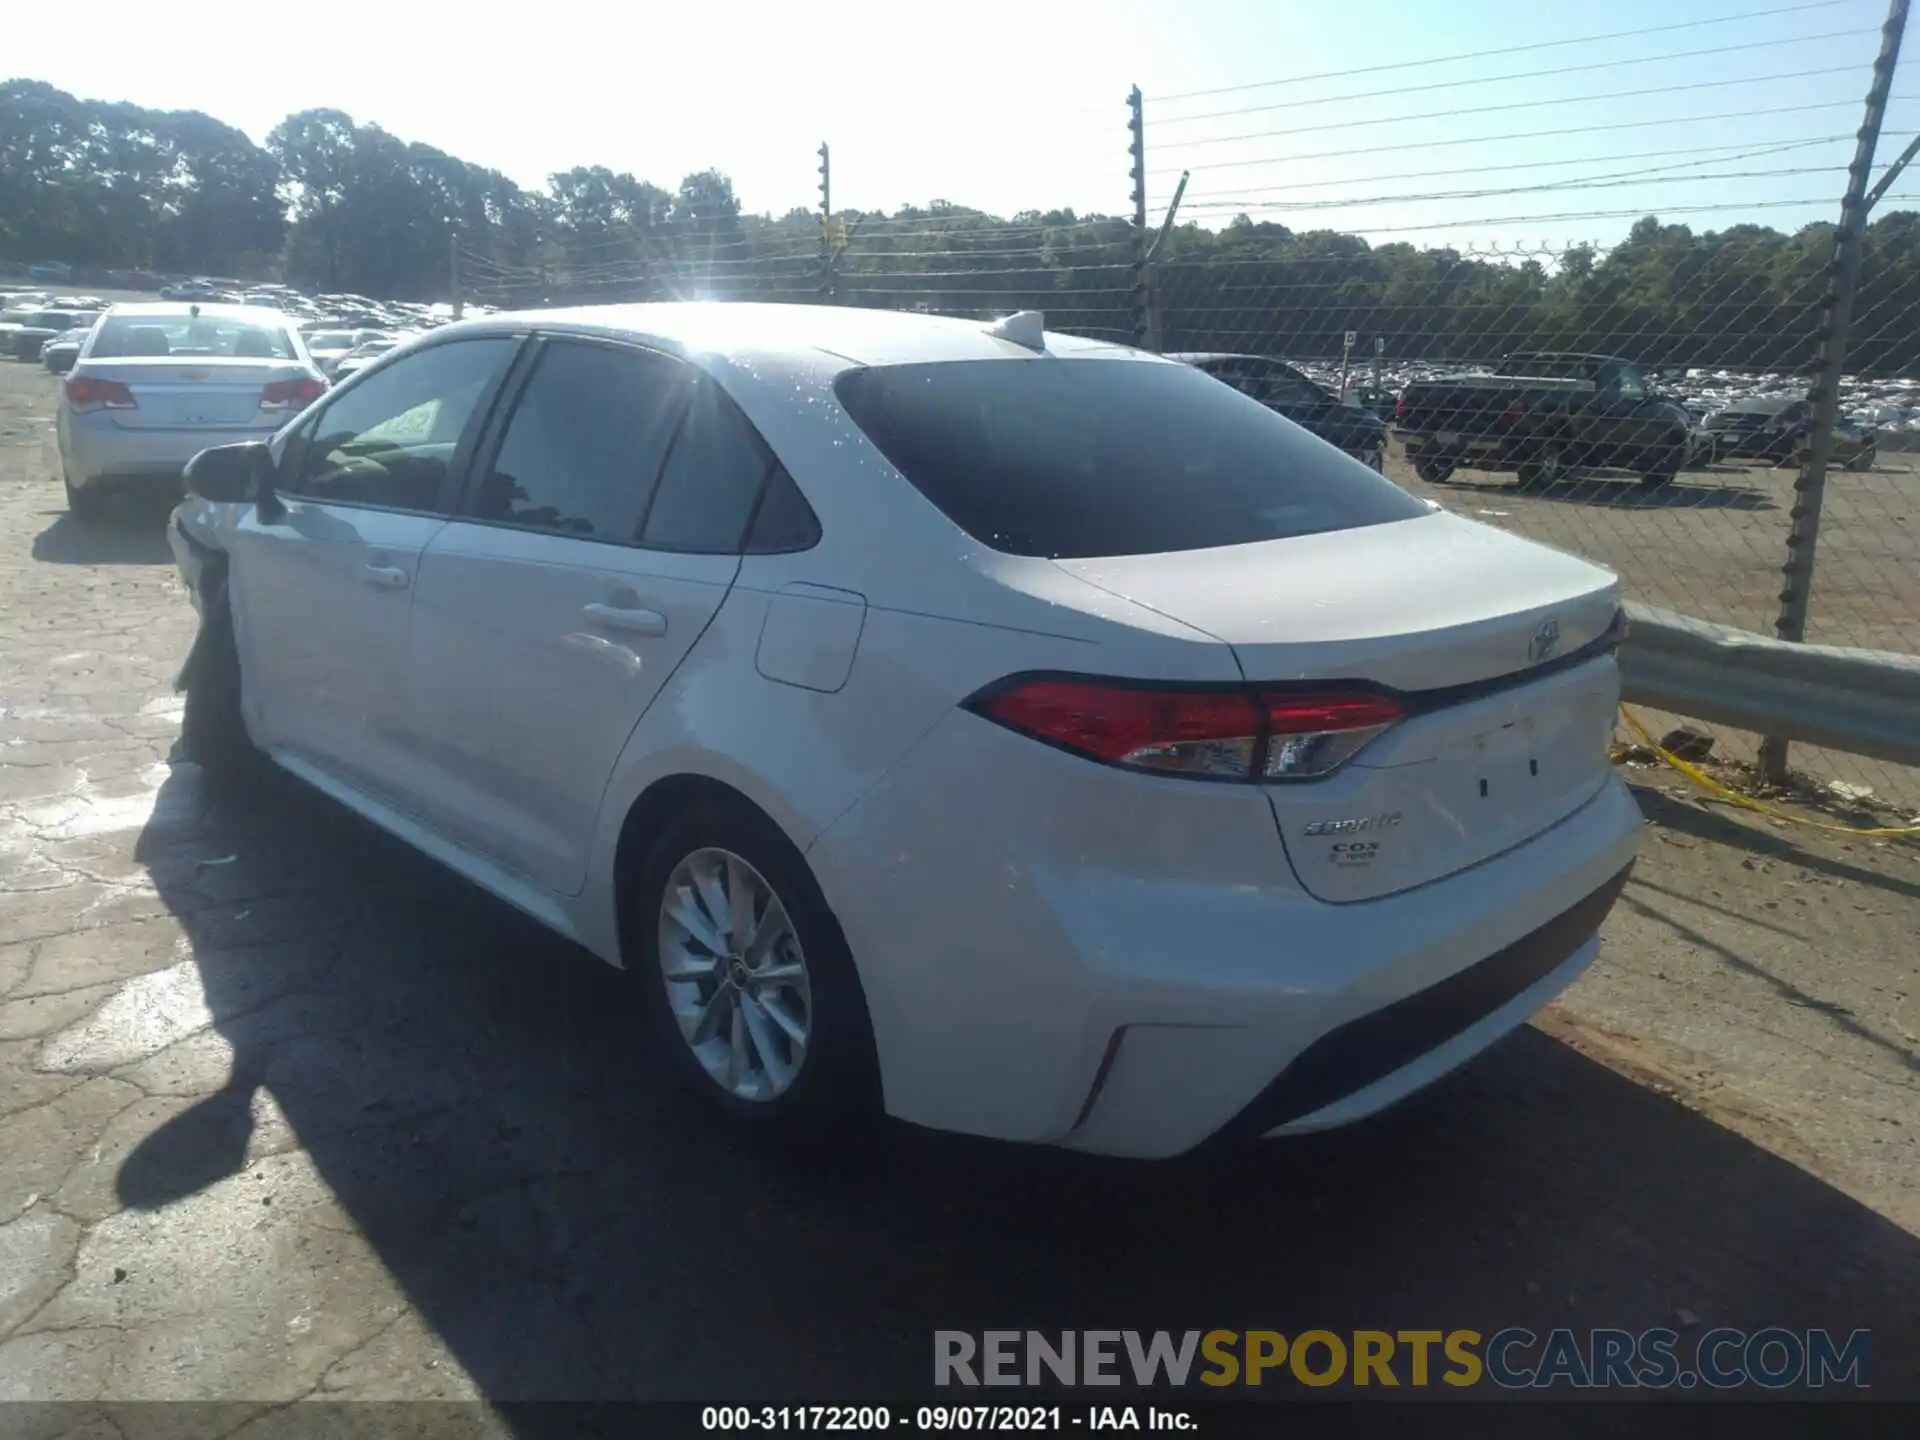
[363,565,410,591]
[583,602,667,636]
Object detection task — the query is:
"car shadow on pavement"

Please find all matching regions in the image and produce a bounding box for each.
[112,759,1920,1404]
[32,508,175,566]
[1633,787,1920,906]
[1434,474,1774,511]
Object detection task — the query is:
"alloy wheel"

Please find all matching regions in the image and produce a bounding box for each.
[657,847,812,1102]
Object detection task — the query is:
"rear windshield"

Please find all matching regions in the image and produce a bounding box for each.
[90,313,298,360]
[833,358,1428,558]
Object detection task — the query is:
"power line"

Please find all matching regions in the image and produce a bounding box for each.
[1149,96,1920,175]
[1155,64,1870,152]
[1155,26,1877,126]
[1146,0,1855,103]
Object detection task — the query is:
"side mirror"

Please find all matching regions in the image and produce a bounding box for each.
[184,442,272,505]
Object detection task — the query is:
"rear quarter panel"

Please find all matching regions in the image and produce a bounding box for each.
[572,556,1243,966]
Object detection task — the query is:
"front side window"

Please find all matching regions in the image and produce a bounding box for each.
[282,338,515,511]
[474,340,688,541]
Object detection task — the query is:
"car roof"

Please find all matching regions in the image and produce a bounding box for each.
[448,301,1145,369]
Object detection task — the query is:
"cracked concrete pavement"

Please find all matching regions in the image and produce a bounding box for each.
[1,358,1916,1411]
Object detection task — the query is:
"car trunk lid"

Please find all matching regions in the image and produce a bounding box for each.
[74,357,308,430]
[1053,512,1623,901]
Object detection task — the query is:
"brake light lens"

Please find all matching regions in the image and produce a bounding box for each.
[1262,692,1405,779]
[969,679,1402,782]
[261,377,327,410]
[1394,393,1407,422]
[64,376,136,412]
[1500,396,1526,428]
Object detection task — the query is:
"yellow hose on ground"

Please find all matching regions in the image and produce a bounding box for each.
[1616,705,1920,838]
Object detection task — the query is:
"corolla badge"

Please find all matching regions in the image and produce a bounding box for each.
[1528,617,1561,664]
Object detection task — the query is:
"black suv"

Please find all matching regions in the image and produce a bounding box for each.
[1172,353,1388,470]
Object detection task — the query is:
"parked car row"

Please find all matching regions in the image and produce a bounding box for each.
[157,276,467,333]
[1,294,108,363]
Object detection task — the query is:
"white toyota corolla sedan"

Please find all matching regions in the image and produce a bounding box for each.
[166,302,1640,1159]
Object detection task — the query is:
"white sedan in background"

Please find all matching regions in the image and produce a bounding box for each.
[57,303,326,517]
[168,303,1639,1159]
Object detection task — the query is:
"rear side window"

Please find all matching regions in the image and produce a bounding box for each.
[834,359,1427,559]
[476,340,688,542]
[640,375,783,553]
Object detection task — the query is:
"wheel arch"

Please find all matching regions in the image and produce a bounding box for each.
[612,773,775,967]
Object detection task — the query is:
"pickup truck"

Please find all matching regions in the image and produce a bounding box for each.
[1395,352,1694,490]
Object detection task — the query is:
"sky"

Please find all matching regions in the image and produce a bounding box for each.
[9,0,1917,254]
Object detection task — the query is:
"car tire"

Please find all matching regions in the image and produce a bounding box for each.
[63,473,108,520]
[1638,470,1678,490]
[1413,458,1454,484]
[177,578,264,778]
[1516,444,1566,491]
[1846,445,1876,472]
[630,794,880,1143]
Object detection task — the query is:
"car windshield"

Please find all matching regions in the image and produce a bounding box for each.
[834,358,1428,559]
[89,313,298,360]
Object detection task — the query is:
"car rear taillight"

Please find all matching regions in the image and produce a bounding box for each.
[64,376,136,412]
[967,678,1403,782]
[260,377,327,410]
[1500,396,1526,428]
[1394,393,1407,422]
[1261,691,1404,779]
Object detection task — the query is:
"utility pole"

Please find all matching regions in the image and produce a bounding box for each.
[1128,86,1154,351]
[818,143,834,304]
[1758,0,1908,783]
[449,233,463,320]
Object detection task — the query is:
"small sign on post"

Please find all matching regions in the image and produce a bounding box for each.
[1339,331,1357,403]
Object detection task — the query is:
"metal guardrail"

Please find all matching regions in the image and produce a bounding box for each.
[1619,602,1920,769]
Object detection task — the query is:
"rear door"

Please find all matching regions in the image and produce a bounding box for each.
[405,337,769,894]
[225,336,521,803]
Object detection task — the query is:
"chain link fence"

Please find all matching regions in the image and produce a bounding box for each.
[457,0,1920,815]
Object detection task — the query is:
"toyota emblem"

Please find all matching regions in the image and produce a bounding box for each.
[1528,618,1561,664]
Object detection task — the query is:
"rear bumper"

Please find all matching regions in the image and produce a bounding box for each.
[811,704,1643,1159]
[1223,863,1628,1141]
[1402,430,1509,463]
[60,415,272,491]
